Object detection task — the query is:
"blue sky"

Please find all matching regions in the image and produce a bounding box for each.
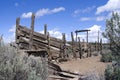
[0,0,120,43]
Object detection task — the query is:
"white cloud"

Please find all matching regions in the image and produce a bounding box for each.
[80,16,106,21]
[51,7,65,13]
[96,0,120,14]
[75,25,107,43]
[39,28,63,39]
[80,17,91,21]
[21,7,65,18]
[49,29,62,39]
[4,25,16,43]
[35,8,50,17]
[73,6,95,17]
[21,12,33,18]
[9,25,16,33]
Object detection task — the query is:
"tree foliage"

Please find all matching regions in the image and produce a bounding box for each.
[103,12,120,55]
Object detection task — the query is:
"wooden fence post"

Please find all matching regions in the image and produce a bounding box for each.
[59,43,62,58]
[44,24,47,35]
[95,41,97,51]
[89,44,92,57]
[78,37,82,59]
[62,33,66,58]
[71,32,76,58]
[98,31,100,52]
[16,17,20,44]
[29,13,35,50]
[100,39,102,53]
[47,32,51,59]
[86,31,89,57]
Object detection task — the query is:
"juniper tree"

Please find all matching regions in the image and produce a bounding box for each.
[103,12,120,56]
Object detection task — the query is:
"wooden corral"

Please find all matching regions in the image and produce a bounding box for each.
[15,13,103,60]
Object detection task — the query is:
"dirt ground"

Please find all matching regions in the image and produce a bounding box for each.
[57,56,110,75]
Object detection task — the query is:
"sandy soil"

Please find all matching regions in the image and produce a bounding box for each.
[58,56,110,75]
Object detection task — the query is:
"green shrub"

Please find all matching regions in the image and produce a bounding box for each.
[105,65,120,80]
[100,51,114,62]
[0,41,48,80]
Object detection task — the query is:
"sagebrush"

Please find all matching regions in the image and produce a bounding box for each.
[0,41,48,80]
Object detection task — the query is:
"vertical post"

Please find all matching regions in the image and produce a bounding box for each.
[76,32,78,42]
[89,44,92,57]
[100,39,102,53]
[98,30,99,51]
[86,31,88,44]
[62,33,66,58]
[59,43,62,58]
[44,24,47,35]
[82,39,85,57]
[47,32,51,59]
[86,31,89,57]
[78,37,82,59]
[95,41,97,51]
[29,13,35,50]
[16,17,20,43]
[82,39,85,48]
[71,32,76,58]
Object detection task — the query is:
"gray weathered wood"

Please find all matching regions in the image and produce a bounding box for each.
[16,17,20,43]
[29,13,35,50]
[44,24,47,35]
[78,37,82,59]
[71,32,76,58]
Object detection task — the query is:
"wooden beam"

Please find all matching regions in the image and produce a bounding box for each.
[29,13,35,50]
[75,30,90,33]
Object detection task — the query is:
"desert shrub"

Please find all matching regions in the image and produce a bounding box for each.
[100,51,113,62]
[0,41,48,80]
[80,70,105,80]
[105,64,120,80]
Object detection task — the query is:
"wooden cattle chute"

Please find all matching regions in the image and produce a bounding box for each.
[16,13,73,59]
[15,13,103,60]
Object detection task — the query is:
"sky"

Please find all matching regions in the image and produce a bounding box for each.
[0,0,120,43]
